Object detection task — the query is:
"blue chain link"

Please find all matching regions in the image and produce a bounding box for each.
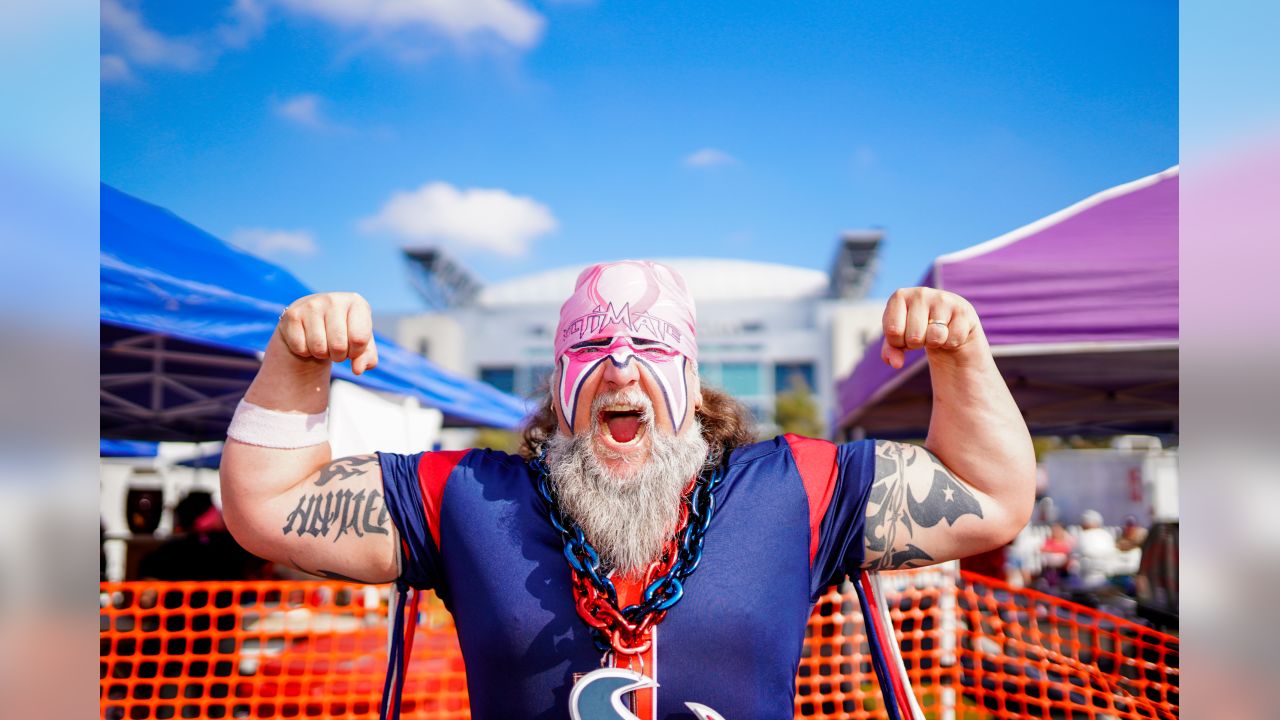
[530,449,725,651]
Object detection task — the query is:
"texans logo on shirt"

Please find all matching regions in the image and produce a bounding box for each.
[569,668,725,720]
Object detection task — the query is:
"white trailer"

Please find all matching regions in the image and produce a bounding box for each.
[1041,437,1178,526]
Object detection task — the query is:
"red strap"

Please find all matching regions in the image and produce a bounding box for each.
[782,434,839,565]
[610,575,657,719]
[860,573,914,716]
[415,450,469,548]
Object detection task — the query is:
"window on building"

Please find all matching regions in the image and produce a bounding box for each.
[774,362,816,394]
[698,362,722,388]
[698,362,771,429]
[417,339,430,358]
[479,366,516,394]
[720,362,763,396]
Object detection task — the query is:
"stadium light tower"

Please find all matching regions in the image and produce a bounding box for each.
[402,247,482,310]
[828,229,883,300]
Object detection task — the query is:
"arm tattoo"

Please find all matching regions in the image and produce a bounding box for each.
[287,555,371,584]
[314,568,367,583]
[315,455,377,486]
[281,456,389,540]
[863,441,983,570]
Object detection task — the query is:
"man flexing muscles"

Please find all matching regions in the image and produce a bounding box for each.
[220,260,1034,719]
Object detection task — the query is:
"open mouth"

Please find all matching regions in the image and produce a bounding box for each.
[599,405,647,445]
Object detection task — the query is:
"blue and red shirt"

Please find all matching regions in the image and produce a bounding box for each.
[379,434,877,719]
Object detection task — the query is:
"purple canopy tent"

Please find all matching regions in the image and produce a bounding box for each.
[834,167,1178,439]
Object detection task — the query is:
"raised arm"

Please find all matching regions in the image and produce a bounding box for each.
[219,292,399,583]
[861,288,1035,571]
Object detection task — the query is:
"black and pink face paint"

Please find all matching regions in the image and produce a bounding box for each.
[558,337,690,435]
[553,260,700,436]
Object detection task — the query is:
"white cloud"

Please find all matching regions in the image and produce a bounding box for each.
[230,227,318,256]
[100,0,202,70]
[216,0,268,49]
[100,54,134,83]
[100,0,541,78]
[99,0,262,80]
[360,181,557,257]
[275,0,545,49]
[683,148,739,169]
[272,93,326,128]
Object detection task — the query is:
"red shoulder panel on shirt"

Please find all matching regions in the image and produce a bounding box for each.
[415,450,469,548]
[782,433,839,565]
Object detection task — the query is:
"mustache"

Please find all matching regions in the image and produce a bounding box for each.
[589,387,654,426]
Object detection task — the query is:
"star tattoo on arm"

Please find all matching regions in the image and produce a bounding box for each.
[861,440,983,570]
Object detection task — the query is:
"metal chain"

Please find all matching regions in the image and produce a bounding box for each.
[530,448,725,656]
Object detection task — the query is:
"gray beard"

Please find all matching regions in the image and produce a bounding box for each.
[545,412,710,577]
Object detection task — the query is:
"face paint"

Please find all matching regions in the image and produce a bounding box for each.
[554,260,700,437]
[559,337,691,435]
[555,261,698,361]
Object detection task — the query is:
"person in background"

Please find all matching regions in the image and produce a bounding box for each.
[1115,514,1148,553]
[138,491,270,581]
[1074,509,1118,589]
[1110,514,1147,594]
[1004,523,1042,588]
[1038,522,1075,590]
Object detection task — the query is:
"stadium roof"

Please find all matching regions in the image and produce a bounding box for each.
[478,258,831,307]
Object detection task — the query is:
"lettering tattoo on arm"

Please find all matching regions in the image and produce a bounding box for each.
[280,455,390,540]
[863,441,983,570]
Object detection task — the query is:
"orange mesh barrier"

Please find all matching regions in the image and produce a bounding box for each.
[950,571,1178,720]
[795,569,1179,719]
[796,570,956,718]
[100,583,467,720]
[101,571,1178,719]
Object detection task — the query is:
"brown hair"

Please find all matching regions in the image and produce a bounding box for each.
[518,384,757,462]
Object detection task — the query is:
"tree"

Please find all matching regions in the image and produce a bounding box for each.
[474,428,522,454]
[774,372,824,438]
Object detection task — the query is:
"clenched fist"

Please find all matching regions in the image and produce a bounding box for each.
[881,287,982,369]
[277,292,379,374]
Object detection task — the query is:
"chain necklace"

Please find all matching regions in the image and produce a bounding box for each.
[530,449,725,657]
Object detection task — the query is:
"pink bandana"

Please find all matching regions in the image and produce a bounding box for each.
[555,261,698,432]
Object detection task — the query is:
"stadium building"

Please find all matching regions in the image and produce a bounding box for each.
[389,232,887,438]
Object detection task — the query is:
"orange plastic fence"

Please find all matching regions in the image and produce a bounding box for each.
[101,571,1178,719]
[951,571,1178,720]
[100,583,466,720]
[797,570,954,718]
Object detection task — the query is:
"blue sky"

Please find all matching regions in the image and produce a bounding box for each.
[102,0,1177,313]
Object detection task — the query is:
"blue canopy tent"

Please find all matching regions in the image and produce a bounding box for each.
[99,438,225,469]
[101,184,528,441]
[100,439,159,457]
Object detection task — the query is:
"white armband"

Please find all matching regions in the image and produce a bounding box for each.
[227,399,329,449]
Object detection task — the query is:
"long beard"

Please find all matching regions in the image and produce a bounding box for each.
[545,395,709,577]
